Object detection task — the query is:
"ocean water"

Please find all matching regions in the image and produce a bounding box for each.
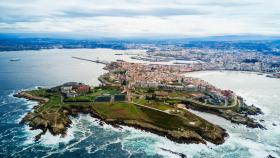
[0,49,279,158]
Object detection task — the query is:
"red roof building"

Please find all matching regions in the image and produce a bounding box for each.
[76,85,91,93]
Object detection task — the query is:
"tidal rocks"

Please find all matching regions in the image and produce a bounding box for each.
[160,148,187,158]
[20,110,72,141]
[219,109,265,129]
[14,92,49,103]
[260,119,265,122]
[239,104,263,115]
[267,155,276,158]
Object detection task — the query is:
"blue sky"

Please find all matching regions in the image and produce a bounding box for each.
[0,0,279,38]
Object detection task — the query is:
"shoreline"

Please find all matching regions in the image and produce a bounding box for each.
[183,69,280,79]
[0,47,130,53]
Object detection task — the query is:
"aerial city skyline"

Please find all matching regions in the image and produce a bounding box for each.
[0,1,279,158]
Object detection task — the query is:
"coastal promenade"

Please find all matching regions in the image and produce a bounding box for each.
[170,95,238,110]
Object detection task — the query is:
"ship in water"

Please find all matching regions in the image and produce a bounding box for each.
[9,58,20,62]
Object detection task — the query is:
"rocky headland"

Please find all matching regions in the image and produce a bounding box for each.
[15,87,227,145]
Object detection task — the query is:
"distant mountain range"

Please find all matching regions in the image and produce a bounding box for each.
[0,33,280,55]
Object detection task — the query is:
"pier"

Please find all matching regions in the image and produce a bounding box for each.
[72,56,108,65]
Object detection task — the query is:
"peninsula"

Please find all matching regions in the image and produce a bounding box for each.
[15,61,264,145]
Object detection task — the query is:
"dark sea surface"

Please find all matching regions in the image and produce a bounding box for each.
[0,49,279,158]
[0,49,162,158]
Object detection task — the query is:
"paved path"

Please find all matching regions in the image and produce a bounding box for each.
[131,102,175,115]
[169,95,238,109]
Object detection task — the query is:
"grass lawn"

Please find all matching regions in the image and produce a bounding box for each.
[92,102,143,119]
[36,95,62,112]
[91,101,203,131]
[88,87,121,98]
[29,88,49,97]
[133,98,175,111]
[64,95,92,102]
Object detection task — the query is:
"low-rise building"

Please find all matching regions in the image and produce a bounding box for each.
[114,94,126,101]
[60,86,72,94]
[66,91,78,98]
[95,96,112,102]
[155,91,168,97]
[76,85,91,93]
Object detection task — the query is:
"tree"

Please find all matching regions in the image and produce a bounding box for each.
[147,87,155,93]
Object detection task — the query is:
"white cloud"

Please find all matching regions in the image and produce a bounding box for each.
[0,0,279,37]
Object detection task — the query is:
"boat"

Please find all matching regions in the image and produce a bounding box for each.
[9,58,20,62]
